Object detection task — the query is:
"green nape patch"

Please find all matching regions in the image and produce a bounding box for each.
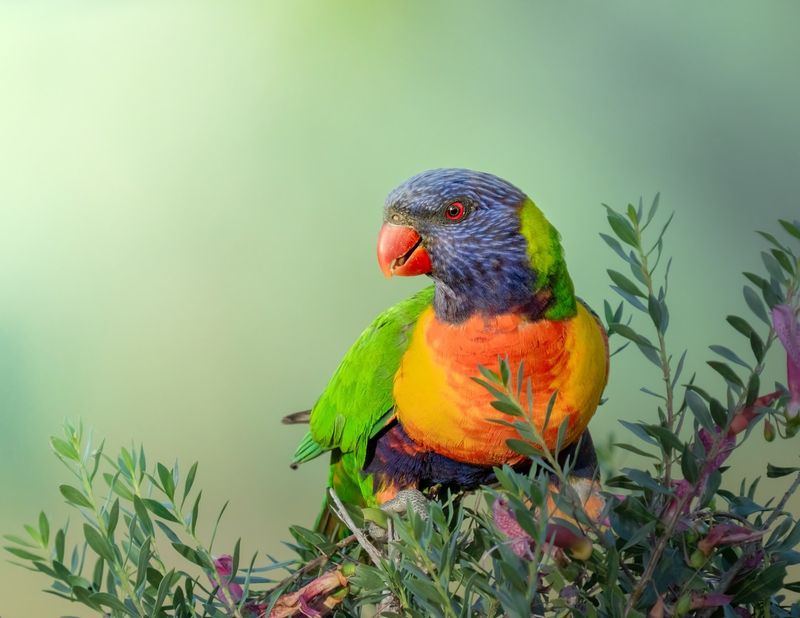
[518,198,577,319]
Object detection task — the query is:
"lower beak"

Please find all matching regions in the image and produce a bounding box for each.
[376,224,432,277]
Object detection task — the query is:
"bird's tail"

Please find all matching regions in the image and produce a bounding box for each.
[313,455,368,541]
[282,409,312,425]
[313,495,348,541]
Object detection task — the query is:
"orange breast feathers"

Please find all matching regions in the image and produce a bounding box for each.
[393,303,609,466]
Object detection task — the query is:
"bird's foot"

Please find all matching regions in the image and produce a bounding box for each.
[364,489,429,541]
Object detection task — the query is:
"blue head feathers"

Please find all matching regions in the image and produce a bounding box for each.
[384,168,567,323]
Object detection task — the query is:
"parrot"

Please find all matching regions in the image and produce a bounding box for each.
[285,168,609,537]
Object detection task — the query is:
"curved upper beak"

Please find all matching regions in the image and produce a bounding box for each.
[376,223,432,277]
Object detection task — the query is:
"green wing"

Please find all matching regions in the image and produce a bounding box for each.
[292,285,434,469]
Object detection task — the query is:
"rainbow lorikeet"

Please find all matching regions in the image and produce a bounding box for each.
[287,169,609,535]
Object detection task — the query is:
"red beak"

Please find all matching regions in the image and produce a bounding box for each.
[376,224,432,277]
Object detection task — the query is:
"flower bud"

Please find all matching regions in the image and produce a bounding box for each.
[675,594,692,615]
[764,419,776,442]
[688,549,705,568]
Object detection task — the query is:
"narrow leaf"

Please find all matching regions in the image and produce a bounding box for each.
[59,485,93,509]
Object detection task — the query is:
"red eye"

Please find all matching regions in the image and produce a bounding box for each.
[445,201,466,221]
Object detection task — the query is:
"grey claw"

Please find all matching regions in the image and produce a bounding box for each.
[367,489,429,541]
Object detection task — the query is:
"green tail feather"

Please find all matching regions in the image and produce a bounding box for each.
[313,495,348,541]
[292,431,325,466]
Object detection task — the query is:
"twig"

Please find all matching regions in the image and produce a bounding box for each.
[696,541,761,618]
[763,471,800,529]
[328,488,384,566]
[259,534,357,599]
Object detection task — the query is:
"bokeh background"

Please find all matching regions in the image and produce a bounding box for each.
[1,1,799,615]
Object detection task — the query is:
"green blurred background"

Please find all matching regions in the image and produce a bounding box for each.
[1,1,799,615]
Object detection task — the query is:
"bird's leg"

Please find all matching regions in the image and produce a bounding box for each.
[366,488,429,541]
[381,488,430,519]
[549,431,607,524]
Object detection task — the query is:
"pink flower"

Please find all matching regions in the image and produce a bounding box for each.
[690,592,733,609]
[212,554,244,605]
[493,497,533,558]
[772,304,800,418]
[492,496,593,560]
[697,524,765,556]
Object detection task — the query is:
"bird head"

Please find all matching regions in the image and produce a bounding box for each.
[377,168,576,323]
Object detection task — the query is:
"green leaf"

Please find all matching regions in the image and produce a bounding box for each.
[477,364,500,383]
[622,468,672,495]
[191,490,202,535]
[50,437,80,461]
[649,212,675,254]
[498,358,510,386]
[59,485,93,509]
[506,439,540,459]
[142,498,180,523]
[749,330,765,363]
[641,192,660,229]
[643,424,684,453]
[83,524,115,563]
[621,520,656,551]
[733,562,786,604]
[709,345,750,369]
[3,534,38,548]
[700,470,722,508]
[647,294,666,333]
[157,463,176,501]
[610,285,647,311]
[209,500,229,553]
[726,314,754,338]
[746,373,760,407]
[133,495,154,536]
[119,447,135,478]
[23,524,42,548]
[709,398,727,427]
[607,269,645,298]
[599,233,629,261]
[4,545,45,561]
[38,512,49,547]
[779,219,800,240]
[612,442,659,460]
[471,376,508,401]
[681,443,699,483]
[55,528,65,562]
[767,464,800,479]
[104,473,135,502]
[135,537,151,591]
[490,400,523,417]
[626,203,638,225]
[618,420,658,445]
[107,499,120,539]
[744,271,769,291]
[91,556,104,590]
[231,537,241,583]
[609,324,656,349]
[685,389,714,430]
[172,542,213,570]
[88,440,104,483]
[743,285,769,324]
[90,592,135,616]
[761,251,787,283]
[153,569,177,615]
[758,230,791,252]
[707,360,744,388]
[605,208,639,247]
[772,248,795,274]
[182,462,199,508]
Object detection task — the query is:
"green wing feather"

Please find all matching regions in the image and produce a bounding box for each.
[292,285,434,470]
